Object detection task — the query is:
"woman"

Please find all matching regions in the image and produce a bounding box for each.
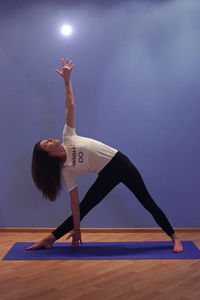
[27,58,184,252]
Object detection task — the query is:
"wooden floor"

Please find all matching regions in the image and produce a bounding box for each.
[0,231,200,300]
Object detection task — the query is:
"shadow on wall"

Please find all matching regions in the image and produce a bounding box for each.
[6,154,40,222]
[0,208,6,227]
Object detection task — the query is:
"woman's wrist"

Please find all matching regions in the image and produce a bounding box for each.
[73,228,80,231]
[64,79,70,85]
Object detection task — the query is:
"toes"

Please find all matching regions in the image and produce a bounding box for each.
[26,246,36,250]
[173,247,184,253]
[26,244,39,250]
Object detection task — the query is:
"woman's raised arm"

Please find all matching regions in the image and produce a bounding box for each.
[55,58,75,128]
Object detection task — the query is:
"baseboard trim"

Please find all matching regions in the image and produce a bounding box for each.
[0,228,200,233]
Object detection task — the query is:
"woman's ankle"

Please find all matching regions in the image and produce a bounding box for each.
[46,233,57,243]
[170,233,179,242]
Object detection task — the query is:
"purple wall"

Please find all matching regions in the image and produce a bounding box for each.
[0,0,199,230]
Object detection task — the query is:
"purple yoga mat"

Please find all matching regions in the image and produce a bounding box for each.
[2,241,200,260]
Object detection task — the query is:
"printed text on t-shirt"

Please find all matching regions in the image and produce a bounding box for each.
[72,147,84,167]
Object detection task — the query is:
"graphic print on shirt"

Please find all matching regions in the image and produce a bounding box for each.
[72,146,84,167]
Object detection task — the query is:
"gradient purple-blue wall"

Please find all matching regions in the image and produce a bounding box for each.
[0,0,199,230]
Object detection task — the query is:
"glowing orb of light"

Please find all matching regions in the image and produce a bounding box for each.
[61,25,72,36]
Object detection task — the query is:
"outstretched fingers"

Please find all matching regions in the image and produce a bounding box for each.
[61,58,65,67]
[65,58,75,69]
[56,58,75,79]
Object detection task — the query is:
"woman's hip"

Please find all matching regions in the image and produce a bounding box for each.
[98,151,132,179]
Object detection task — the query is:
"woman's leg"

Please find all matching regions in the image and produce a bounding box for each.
[118,153,175,237]
[119,155,184,252]
[52,165,121,240]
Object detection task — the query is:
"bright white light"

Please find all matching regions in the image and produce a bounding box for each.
[61,25,72,36]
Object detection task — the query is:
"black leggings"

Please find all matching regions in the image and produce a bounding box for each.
[52,151,175,239]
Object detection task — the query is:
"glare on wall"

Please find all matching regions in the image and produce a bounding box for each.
[61,25,73,36]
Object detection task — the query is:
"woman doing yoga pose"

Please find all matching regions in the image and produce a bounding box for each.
[26,58,184,253]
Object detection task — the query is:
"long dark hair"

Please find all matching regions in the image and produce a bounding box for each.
[31,141,62,201]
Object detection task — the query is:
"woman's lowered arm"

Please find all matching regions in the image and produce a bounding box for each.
[70,187,80,230]
[55,58,75,128]
[66,187,82,248]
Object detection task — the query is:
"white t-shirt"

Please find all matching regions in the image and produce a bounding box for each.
[61,125,118,192]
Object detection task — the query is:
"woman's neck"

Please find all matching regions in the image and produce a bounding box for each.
[60,145,67,164]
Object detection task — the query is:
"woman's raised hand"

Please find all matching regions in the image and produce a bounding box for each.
[55,58,75,82]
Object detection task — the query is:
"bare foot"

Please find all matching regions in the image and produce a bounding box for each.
[26,239,53,250]
[173,240,184,253]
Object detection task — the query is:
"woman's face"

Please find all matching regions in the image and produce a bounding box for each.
[40,138,61,156]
